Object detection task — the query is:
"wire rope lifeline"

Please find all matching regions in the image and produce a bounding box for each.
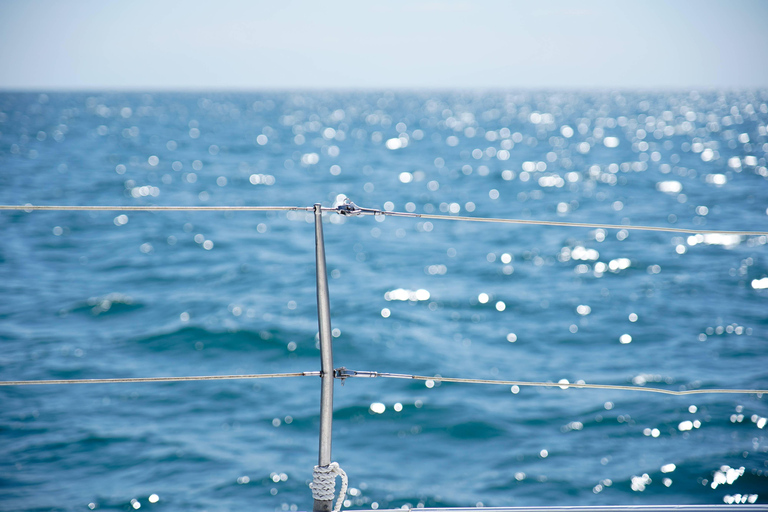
[2,370,765,395]
[0,205,311,212]
[310,462,348,512]
[2,201,767,236]
[326,199,768,237]
[0,372,320,386]
[333,368,768,396]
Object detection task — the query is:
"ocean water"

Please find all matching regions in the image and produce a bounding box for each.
[1,90,768,511]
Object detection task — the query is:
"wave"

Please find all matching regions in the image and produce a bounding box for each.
[66,293,144,317]
[128,325,318,357]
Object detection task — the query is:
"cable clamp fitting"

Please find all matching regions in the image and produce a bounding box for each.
[335,198,381,217]
[334,367,378,385]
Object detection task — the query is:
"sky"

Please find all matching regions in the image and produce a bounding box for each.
[1,0,767,90]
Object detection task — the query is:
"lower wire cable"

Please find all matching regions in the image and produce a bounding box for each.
[339,370,767,396]
[0,372,320,386]
[2,370,765,395]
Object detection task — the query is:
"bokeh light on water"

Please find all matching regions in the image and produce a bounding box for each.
[0,90,767,510]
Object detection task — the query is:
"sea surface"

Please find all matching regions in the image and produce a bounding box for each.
[1,90,768,511]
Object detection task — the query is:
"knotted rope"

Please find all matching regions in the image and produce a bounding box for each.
[310,462,348,512]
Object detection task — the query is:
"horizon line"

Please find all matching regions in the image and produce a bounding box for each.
[2,85,768,94]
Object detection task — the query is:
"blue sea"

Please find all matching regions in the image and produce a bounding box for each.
[1,90,768,511]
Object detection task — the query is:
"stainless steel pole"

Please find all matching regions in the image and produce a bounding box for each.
[313,203,335,512]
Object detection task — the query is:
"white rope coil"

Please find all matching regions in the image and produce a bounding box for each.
[310,462,348,512]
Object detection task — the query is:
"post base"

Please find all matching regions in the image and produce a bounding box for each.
[313,498,333,512]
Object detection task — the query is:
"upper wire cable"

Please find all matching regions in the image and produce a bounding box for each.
[322,200,768,236]
[0,205,311,212]
[2,203,766,236]
[377,210,768,237]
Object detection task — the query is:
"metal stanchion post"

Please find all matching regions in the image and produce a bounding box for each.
[313,203,335,512]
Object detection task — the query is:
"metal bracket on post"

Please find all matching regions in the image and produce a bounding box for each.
[313,203,335,512]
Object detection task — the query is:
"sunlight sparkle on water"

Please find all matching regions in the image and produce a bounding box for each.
[687,233,743,247]
[705,174,728,186]
[7,90,768,510]
[631,474,652,492]
[384,289,430,301]
[657,181,682,193]
[711,466,745,489]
